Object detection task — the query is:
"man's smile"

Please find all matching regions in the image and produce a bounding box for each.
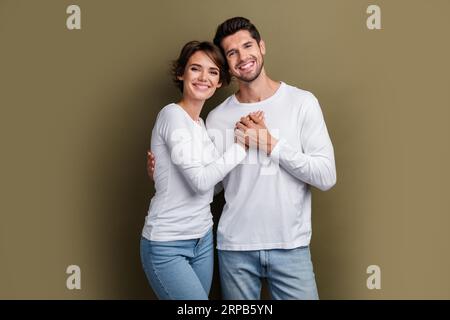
[237,60,256,71]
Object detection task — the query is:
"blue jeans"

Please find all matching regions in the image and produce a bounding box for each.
[140,228,213,300]
[218,246,319,300]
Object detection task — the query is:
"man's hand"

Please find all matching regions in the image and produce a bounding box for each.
[147,150,155,180]
[235,111,278,155]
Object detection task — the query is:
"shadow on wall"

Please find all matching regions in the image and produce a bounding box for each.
[86,69,176,299]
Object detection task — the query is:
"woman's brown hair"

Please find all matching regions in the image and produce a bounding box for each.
[172,41,230,92]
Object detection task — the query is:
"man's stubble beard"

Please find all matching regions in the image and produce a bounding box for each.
[234,58,264,83]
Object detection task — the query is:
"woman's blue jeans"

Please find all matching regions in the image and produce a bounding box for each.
[140,228,213,300]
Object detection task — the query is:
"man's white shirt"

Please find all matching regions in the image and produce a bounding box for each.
[206,82,336,250]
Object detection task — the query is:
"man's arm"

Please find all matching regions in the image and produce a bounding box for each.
[269,95,336,191]
[236,99,336,191]
[214,182,224,195]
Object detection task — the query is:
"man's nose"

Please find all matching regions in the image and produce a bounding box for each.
[239,52,250,63]
[239,54,250,64]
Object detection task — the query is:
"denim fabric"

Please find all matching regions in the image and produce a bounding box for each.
[140,228,213,300]
[218,246,319,300]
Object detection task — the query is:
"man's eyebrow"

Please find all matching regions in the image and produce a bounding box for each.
[225,41,254,55]
[225,48,236,56]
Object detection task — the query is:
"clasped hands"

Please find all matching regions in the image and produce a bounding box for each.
[234,111,278,155]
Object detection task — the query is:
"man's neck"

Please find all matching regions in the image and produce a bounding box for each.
[235,69,280,103]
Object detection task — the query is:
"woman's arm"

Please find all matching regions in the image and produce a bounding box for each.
[159,107,247,194]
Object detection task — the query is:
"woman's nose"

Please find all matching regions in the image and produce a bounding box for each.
[198,70,208,81]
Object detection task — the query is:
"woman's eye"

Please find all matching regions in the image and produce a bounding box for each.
[191,67,199,71]
[210,71,219,75]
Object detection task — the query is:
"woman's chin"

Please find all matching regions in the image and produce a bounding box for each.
[191,91,216,101]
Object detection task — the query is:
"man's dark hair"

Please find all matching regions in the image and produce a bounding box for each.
[213,17,261,52]
[172,41,230,92]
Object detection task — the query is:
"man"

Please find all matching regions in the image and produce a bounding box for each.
[147,17,336,300]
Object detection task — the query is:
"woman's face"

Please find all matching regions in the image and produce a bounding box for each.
[178,50,222,102]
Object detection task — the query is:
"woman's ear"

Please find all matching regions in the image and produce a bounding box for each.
[216,81,222,89]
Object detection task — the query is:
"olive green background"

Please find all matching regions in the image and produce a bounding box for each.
[1,0,449,299]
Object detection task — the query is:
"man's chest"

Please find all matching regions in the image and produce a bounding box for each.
[208,105,302,153]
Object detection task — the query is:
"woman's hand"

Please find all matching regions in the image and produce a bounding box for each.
[147,150,155,180]
[234,127,249,150]
[235,111,278,155]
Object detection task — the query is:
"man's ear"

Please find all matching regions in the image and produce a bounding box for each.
[259,39,266,56]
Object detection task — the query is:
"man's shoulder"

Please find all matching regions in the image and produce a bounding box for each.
[282,82,318,102]
[206,95,234,123]
[282,83,327,123]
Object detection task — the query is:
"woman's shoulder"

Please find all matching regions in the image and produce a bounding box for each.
[157,103,186,123]
[159,103,182,117]
[156,103,194,135]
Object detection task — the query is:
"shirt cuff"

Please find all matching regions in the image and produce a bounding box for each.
[268,138,285,163]
[234,142,247,161]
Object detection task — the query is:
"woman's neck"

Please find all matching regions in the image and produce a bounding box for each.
[177,97,204,122]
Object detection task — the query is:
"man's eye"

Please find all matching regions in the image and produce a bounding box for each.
[228,51,235,57]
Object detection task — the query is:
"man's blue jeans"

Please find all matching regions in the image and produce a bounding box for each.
[218,246,319,300]
[140,228,213,300]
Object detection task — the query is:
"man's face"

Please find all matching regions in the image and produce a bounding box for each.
[221,30,266,83]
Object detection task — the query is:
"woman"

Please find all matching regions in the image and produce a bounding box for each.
[140,41,257,300]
